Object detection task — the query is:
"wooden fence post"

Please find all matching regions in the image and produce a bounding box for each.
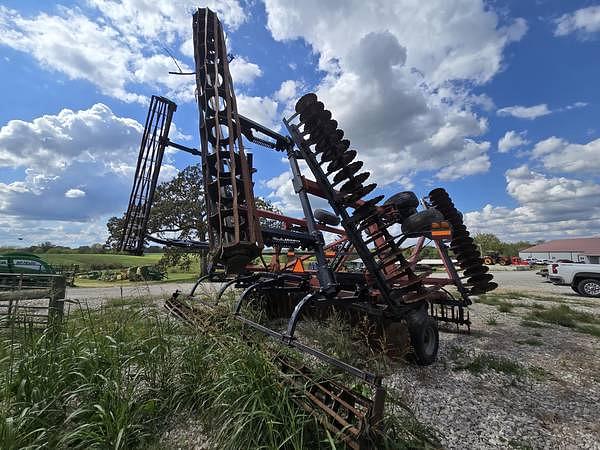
[48,275,66,327]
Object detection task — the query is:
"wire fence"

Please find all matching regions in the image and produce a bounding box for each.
[0,272,66,328]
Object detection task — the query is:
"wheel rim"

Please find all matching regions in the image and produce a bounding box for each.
[423,326,436,356]
[583,281,600,296]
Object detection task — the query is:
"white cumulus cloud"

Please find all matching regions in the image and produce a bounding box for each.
[65,188,86,198]
[0,104,175,224]
[262,0,525,187]
[230,56,263,85]
[0,1,249,103]
[0,103,142,173]
[555,5,600,38]
[465,165,600,241]
[498,130,529,153]
[532,136,600,174]
[497,104,551,120]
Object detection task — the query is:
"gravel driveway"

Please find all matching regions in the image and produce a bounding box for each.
[66,269,565,304]
[391,296,600,449]
[488,270,576,295]
[66,281,196,304]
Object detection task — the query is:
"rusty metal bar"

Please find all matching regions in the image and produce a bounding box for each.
[120,95,177,254]
[193,8,263,273]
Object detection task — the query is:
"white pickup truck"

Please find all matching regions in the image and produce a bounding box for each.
[547,263,600,297]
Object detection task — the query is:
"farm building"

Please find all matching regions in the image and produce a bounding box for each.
[519,237,600,264]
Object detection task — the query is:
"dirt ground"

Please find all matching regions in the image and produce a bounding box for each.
[391,292,600,450]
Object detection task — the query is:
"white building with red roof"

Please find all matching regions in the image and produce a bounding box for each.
[519,237,600,264]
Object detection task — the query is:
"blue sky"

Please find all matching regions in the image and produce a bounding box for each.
[0,0,599,246]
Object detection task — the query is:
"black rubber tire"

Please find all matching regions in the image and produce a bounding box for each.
[576,278,600,298]
[384,191,419,209]
[314,208,340,226]
[409,316,439,366]
[401,209,444,235]
[571,285,581,295]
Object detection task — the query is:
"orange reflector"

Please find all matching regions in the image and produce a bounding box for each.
[292,258,305,273]
[431,230,452,238]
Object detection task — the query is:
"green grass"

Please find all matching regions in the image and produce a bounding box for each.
[455,354,527,377]
[497,303,513,313]
[73,271,199,288]
[486,317,498,325]
[453,352,550,381]
[477,294,526,312]
[521,305,600,337]
[524,304,600,338]
[447,345,466,360]
[40,253,163,270]
[508,438,534,449]
[575,324,600,337]
[301,311,396,373]
[525,304,600,329]
[0,301,436,449]
[488,291,598,307]
[0,305,319,449]
[36,253,201,287]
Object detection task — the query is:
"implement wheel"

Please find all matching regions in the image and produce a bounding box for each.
[409,316,439,366]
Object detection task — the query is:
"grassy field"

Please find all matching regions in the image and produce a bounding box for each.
[24,253,200,287]
[39,253,163,270]
[73,271,199,287]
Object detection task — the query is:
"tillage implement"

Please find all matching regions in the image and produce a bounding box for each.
[119,7,496,448]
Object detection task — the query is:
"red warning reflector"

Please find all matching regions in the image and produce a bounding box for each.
[292,258,305,273]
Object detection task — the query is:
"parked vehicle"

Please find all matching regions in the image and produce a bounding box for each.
[536,268,549,279]
[0,253,55,274]
[547,262,600,297]
[482,251,511,266]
